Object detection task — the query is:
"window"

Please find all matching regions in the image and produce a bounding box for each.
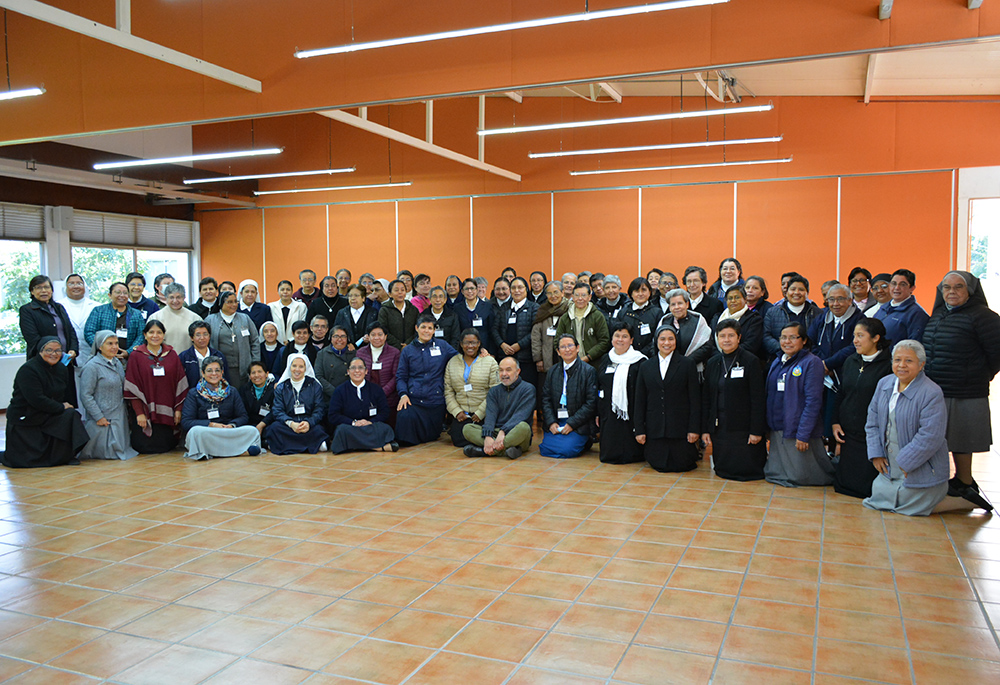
[0,240,45,356]
[969,197,1000,313]
[70,247,190,301]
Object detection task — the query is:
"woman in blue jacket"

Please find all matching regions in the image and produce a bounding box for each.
[395,314,457,445]
[863,340,950,516]
[181,356,261,460]
[265,353,329,454]
[764,322,835,487]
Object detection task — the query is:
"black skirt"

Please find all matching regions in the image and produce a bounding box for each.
[130,422,178,455]
[834,433,878,499]
[710,429,767,481]
[330,423,395,454]
[1,409,89,468]
[645,437,698,473]
[599,414,644,464]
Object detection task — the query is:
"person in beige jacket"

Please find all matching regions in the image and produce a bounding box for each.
[444,328,499,447]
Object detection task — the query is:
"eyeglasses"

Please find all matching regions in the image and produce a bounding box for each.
[827,297,850,303]
[849,278,869,285]
[331,334,348,339]
[779,335,801,342]
[558,344,577,350]
[871,283,890,291]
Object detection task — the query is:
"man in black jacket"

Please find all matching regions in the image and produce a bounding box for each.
[463,357,535,459]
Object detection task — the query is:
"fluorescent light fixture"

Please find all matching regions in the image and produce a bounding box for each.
[93,147,283,171]
[0,86,45,102]
[530,135,782,159]
[183,167,355,185]
[254,181,412,196]
[569,156,793,176]
[480,103,772,136]
[295,0,728,58]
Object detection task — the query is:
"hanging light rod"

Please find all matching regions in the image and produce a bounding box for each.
[183,167,356,185]
[570,156,793,176]
[93,147,283,171]
[254,181,412,197]
[480,103,772,136]
[530,135,782,159]
[0,86,45,102]
[295,0,729,58]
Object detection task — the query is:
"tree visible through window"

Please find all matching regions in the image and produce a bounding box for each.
[0,240,44,355]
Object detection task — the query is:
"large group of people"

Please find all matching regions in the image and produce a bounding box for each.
[2,260,998,516]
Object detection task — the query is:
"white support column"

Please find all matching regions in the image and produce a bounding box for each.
[637,188,643,276]
[733,183,738,256]
[478,96,486,163]
[426,101,434,145]
[43,205,73,278]
[836,177,842,278]
[864,54,878,104]
[115,0,130,33]
[469,197,474,276]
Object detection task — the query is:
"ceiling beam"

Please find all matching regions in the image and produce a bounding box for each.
[969,0,984,9]
[317,109,521,182]
[0,0,261,92]
[864,53,878,103]
[504,91,523,103]
[597,82,623,103]
[0,158,255,207]
[115,0,130,33]
[879,0,893,20]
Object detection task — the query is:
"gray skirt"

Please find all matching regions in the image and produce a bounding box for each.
[764,431,835,487]
[184,425,260,461]
[944,397,992,453]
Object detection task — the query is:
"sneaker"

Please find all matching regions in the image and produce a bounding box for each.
[248,445,261,456]
[463,445,485,458]
[505,446,522,460]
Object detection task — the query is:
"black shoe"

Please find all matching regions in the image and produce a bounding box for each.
[389,442,399,452]
[949,476,981,498]
[950,481,994,512]
[505,446,522,460]
[463,445,485,458]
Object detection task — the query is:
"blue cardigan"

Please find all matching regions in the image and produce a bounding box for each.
[766,349,825,442]
[397,339,457,407]
[865,372,948,488]
[181,386,249,432]
[873,296,929,344]
[327,380,390,427]
[272,376,326,427]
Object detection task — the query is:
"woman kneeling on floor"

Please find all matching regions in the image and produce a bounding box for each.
[181,356,261,460]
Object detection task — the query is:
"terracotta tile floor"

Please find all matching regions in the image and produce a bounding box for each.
[1,424,999,684]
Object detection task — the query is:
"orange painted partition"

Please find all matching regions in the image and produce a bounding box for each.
[199,208,263,292]
[397,198,470,285]
[261,205,327,298]
[328,202,397,283]
[840,172,953,309]
[553,189,639,280]
[641,183,735,281]
[472,194,552,281]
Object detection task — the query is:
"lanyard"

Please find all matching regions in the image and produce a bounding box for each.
[463,356,477,383]
[560,367,568,406]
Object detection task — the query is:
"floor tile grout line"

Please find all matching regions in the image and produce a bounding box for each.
[705,479,777,683]
[941,512,1000,655]
[880,506,919,685]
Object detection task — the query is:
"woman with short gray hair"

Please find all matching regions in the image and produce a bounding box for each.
[181,356,261,460]
[863,340,951,515]
[149,282,202,353]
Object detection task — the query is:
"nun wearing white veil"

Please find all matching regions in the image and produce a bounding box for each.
[264,353,329,454]
[238,279,273,332]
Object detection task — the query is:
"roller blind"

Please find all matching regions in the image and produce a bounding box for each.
[71,209,194,249]
[0,202,45,240]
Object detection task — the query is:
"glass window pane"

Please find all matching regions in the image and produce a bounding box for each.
[0,240,44,356]
[137,250,189,301]
[71,246,137,300]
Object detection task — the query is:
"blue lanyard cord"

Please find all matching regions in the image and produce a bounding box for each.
[560,368,568,406]
[463,356,477,383]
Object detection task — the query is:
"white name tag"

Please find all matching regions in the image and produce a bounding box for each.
[777,380,785,392]
[294,404,306,415]
[557,408,569,419]
[434,329,444,337]
[731,367,744,379]
[241,328,250,337]
[546,326,557,336]
[463,383,473,392]
[152,366,165,377]
[599,390,605,399]
[207,408,220,419]
[116,327,128,338]
[605,366,616,374]
[508,316,517,324]
[472,319,483,327]
[640,323,651,335]
[372,362,382,370]
[369,407,378,416]
[259,407,270,416]
[430,346,442,357]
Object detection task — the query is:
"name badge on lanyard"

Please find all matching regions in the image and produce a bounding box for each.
[472,318,483,327]
[546,326,557,336]
[294,402,306,415]
[116,327,128,338]
[259,405,270,417]
[152,365,165,377]
[730,366,744,379]
[777,374,786,392]
[605,365,616,374]
[241,328,250,337]
[434,329,444,337]
[463,383,473,392]
[508,316,517,325]
[557,408,570,420]
[369,406,378,417]
[372,362,382,370]
[640,323,651,336]
[207,407,220,419]
[430,345,442,357]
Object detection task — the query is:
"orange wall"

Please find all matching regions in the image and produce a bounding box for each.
[199,170,953,312]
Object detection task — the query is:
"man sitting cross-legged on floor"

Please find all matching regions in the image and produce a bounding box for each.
[463,356,535,460]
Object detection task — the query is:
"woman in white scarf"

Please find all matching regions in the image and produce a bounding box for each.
[595,320,647,464]
[657,288,714,372]
[264,352,329,455]
[714,286,764,358]
[57,273,99,418]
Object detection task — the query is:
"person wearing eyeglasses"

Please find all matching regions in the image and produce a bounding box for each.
[555,282,610,366]
[872,268,929,344]
[764,322,835,487]
[808,283,865,445]
[846,267,877,312]
[683,266,724,322]
[314,325,356,400]
[539,334,598,459]
[864,273,893,319]
[706,258,745,302]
